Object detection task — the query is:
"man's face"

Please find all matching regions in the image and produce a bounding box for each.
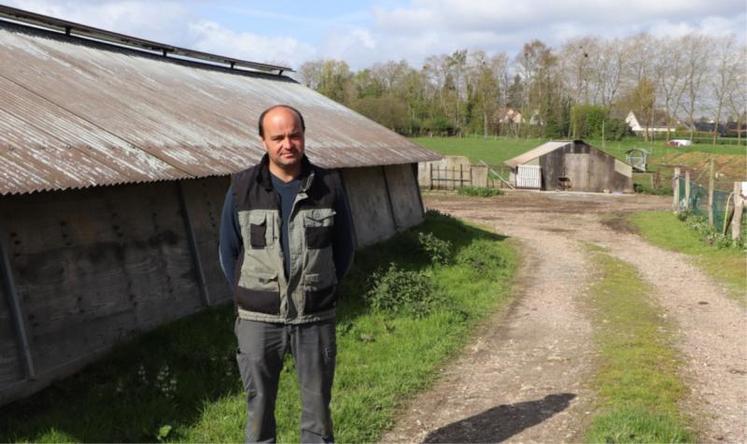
[261,107,305,172]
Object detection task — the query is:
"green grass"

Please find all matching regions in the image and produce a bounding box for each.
[584,246,692,443]
[412,135,746,171]
[630,211,746,305]
[0,211,517,443]
[412,135,544,166]
[456,186,504,197]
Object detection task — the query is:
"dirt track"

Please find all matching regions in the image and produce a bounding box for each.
[380,190,746,443]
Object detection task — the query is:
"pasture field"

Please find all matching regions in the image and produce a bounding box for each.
[413,136,746,186]
[0,211,517,443]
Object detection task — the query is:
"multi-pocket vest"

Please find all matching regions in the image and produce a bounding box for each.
[231,157,340,324]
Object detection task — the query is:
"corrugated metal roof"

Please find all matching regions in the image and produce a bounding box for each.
[503,141,572,168]
[0,20,439,196]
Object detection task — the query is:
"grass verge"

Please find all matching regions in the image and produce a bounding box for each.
[583,245,692,443]
[0,211,517,443]
[629,211,746,306]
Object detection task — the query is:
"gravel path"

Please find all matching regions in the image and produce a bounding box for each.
[380,190,746,443]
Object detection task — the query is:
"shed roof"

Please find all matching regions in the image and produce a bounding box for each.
[0,17,439,196]
[503,141,572,168]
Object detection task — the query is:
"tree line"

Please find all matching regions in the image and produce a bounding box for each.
[298,33,746,142]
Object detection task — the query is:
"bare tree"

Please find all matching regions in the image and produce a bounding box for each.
[654,37,688,139]
[446,49,468,133]
[711,35,740,145]
[594,38,627,108]
[680,34,711,141]
[726,44,747,145]
[558,36,597,104]
[299,60,323,89]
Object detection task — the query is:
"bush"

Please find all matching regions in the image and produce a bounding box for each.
[457,186,503,197]
[634,182,672,196]
[417,232,452,265]
[678,212,743,249]
[570,105,630,140]
[456,239,507,275]
[365,263,441,318]
[424,208,452,220]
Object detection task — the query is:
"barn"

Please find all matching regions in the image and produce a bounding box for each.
[0,6,439,405]
[505,140,633,193]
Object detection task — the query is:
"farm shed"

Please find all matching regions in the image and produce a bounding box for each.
[0,6,439,406]
[504,140,633,193]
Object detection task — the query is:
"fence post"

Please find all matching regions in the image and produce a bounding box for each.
[673,167,681,212]
[708,158,715,226]
[684,170,691,210]
[0,225,36,380]
[733,182,744,242]
[429,163,433,190]
[459,164,464,188]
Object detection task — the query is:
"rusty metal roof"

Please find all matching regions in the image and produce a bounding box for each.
[503,141,572,168]
[0,19,439,196]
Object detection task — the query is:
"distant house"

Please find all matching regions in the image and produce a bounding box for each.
[504,140,633,193]
[495,108,523,124]
[625,110,675,135]
[691,120,746,137]
[725,121,747,138]
[693,120,725,135]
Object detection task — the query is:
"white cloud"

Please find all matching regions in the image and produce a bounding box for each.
[4,0,317,68]
[188,20,316,68]
[359,0,747,67]
[4,0,745,70]
[6,0,194,44]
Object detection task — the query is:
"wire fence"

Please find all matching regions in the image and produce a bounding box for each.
[675,173,745,239]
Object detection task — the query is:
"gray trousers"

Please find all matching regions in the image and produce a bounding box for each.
[235,317,336,443]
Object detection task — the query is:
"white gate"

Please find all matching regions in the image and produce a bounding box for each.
[516,165,541,189]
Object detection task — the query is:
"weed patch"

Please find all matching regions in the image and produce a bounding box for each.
[456,186,504,197]
[417,231,453,265]
[366,263,440,318]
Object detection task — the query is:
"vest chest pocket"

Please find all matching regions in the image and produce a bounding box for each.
[248,213,272,249]
[303,210,336,249]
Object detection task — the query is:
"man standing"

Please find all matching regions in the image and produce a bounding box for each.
[219,105,355,443]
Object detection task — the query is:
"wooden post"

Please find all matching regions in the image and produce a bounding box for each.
[429,163,433,190]
[0,226,36,380]
[708,158,715,226]
[673,167,681,212]
[459,164,464,188]
[381,166,400,232]
[733,182,744,241]
[177,182,211,307]
[684,170,691,210]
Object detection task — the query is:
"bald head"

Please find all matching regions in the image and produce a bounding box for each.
[258,105,305,139]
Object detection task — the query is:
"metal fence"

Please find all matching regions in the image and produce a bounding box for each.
[674,173,745,238]
[425,163,513,190]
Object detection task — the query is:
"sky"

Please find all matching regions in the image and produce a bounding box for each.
[4,0,746,71]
